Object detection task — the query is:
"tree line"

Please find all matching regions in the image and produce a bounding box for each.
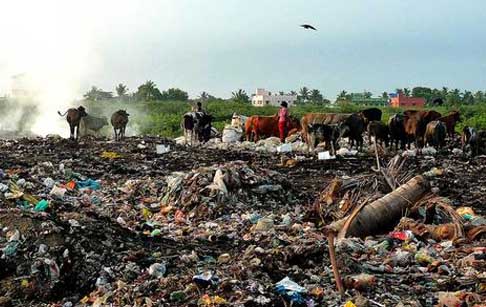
[83,82,486,106]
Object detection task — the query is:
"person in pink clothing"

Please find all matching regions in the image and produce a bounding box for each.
[278,101,289,142]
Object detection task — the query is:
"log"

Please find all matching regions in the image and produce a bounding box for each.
[330,175,430,239]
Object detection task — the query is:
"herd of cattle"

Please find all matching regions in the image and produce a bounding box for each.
[57,106,485,156]
[57,106,130,141]
[238,107,485,156]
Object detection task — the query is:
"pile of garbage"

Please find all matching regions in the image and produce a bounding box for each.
[0,136,485,306]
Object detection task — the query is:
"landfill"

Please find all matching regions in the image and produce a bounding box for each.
[0,135,485,306]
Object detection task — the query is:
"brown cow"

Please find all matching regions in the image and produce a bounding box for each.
[300,113,351,145]
[438,111,460,138]
[111,110,130,141]
[403,110,442,149]
[245,115,300,142]
[57,106,88,140]
[424,121,447,149]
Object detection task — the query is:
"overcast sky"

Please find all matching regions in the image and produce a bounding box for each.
[1,0,486,99]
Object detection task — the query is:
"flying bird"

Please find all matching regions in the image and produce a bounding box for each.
[300,24,317,31]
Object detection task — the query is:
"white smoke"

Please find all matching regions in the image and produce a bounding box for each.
[0,1,134,137]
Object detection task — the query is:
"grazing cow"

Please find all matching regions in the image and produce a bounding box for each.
[111,110,130,141]
[301,113,351,145]
[307,123,341,154]
[182,112,213,144]
[424,121,447,149]
[57,106,88,140]
[461,126,486,156]
[438,111,460,138]
[80,115,108,137]
[360,108,382,124]
[339,113,366,151]
[245,115,300,142]
[388,114,407,150]
[367,121,390,147]
[403,110,442,149]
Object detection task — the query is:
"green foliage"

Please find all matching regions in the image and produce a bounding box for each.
[84,86,113,101]
[231,89,250,103]
[116,83,128,97]
[161,88,188,101]
[136,81,163,101]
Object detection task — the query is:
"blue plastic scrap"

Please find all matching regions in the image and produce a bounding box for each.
[275,277,307,304]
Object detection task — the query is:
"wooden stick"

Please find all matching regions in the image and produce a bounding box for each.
[326,230,345,296]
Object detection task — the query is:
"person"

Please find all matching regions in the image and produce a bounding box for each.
[278,101,289,142]
[195,101,204,113]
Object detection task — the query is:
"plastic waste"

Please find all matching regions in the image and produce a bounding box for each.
[0,183,8,193]
[318,151,335,160]
[148,263,167,278]
[50,186,67,198]
[43,177,55,188]
[275,277,306,304]
[277,143,292,153]
[222,125,242,143]
[34,199,49,212]
[254,217,274,232]
[156,144,170,154]
[344,273,377,290]
[76,179,101,190]
[100,151,122,159]
[192,271,219,288]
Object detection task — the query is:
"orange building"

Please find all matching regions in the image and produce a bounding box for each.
[390,92,426,108]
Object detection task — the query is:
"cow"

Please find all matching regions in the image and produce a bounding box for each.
[339,113,366,151]
[461,126,486,156]
[111,110,129,141]
[438,111,460,138]
[403,110,442,149]
[424,121,447,149]
[307,123,341,155]
[182,112,213,144]
[367,121,390,147]
[57,106,88,140]
[360,108,382,124]
[301,113,351,145]
[388,114,407,150]
[80,115,108,137]
[245,115,300,142]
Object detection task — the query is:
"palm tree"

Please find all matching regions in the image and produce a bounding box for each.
[403,88,411,96]
[381,92,388,99]
[363,91,372,99]
[289,90,297,96]
[473,91,484,103]
[231,89,250,103]
[441,87,449,98]
[299,87,310,102]
[199,91,210,101]
[279,91,285,96]
[310,89,323,103]
[116,83,128,97]
[337,90,348,100]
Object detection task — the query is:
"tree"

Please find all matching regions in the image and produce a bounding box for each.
[441,87,449,98]
[381,92,389,99]
[337,90,351,101]
[298,87,310,103]
[309,89,323,104]
[446,88,461,105]
[403,88,411,96]
[289,90,297,96]
[83,86,113,101]
[279,91,285,96]
[161,88,188,101]
[199,91,209,101]
[473,91,485,103]
[363,91,372,99]
[462,90,474,104]
[135,80,162,101]
[231,89,250,103]
[116,83,128,97]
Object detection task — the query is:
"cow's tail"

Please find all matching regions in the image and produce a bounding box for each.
[58,110,68,117]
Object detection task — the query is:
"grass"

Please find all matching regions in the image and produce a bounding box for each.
[82,99,486,138]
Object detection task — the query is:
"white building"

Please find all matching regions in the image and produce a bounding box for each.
[251,88,297,107]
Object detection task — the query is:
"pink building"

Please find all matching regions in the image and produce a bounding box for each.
[390,92,426,108]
